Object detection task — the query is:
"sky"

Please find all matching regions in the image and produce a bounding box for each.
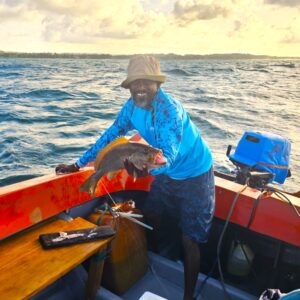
[0,0,299,57]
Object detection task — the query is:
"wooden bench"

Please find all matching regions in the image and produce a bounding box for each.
[0,136,151,299]
[0,217,113,300]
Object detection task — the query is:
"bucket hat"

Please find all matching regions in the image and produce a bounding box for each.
[121,55,166,89]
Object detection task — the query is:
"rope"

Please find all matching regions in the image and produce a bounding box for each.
[273,191,300,218]
[246,191,265,229]
[216,184,248,300]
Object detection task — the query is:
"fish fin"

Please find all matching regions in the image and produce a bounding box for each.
[119,171,127,190]
[95,137,129,170]
[79,171,103,197]
[107,170,118,181]
[133,170,138,182]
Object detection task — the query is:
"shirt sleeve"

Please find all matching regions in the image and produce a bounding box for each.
[150,99,184,175]
[76,100,133,167]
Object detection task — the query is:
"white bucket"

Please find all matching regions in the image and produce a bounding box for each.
[139,291,168,300]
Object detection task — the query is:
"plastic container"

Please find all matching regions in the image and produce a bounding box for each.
[226,240,254,277]
[139,291,167,300]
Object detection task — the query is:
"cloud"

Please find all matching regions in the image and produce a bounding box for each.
[281,30,300,43]
[264,0,300,6]
[0,0,169,43]
[0,1,41,25]
[1,0,299,56]
[0,0,23,6]
[27,0,92,15]
[173,0,235,24]
[0,1,25,21]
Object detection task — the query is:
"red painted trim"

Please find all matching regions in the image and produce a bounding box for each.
[0,168,152,240]
[1,171,299,247]
[1,133,299,247]
[214,176,300,247]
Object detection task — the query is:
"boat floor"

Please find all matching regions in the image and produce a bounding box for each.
[32,252,256,300]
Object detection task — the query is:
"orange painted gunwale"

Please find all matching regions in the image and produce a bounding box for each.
[0,168,153,240]
[0,133,299,247]
[214,176,300,247]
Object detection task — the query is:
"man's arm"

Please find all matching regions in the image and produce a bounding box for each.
[150,101,184,175]
[76,101,134,167]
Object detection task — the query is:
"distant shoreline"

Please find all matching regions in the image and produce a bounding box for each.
[0,51,299,60]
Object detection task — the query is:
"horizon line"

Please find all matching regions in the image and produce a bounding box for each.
[0,50,299,59]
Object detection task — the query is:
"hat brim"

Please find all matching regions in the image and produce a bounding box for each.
[121,74,166,89]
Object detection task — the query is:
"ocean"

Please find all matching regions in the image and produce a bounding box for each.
[0,58,299,192]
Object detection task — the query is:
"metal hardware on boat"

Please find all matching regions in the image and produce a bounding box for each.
[93,202,153,230]
[117,212,144,218]
[56,212,73,222]
[119,214,153,230]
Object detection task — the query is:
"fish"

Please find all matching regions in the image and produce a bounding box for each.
[79,137,166,197]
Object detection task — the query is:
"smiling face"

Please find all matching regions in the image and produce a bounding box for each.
[129,79,159,109]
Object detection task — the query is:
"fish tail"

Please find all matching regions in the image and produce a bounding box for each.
[79,171,103,197]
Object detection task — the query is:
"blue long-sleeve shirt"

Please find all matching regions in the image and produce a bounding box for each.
[76,88,213,179]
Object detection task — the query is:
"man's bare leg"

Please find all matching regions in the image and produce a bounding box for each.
[145,213,162,252]
[182,235,201,300]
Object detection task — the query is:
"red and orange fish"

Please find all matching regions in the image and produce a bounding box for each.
[80,137,166,197]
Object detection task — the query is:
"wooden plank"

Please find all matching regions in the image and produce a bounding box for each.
[0,217,113,300]
[86,251,106,300]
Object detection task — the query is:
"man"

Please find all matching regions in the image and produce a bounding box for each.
[56,55,215,300]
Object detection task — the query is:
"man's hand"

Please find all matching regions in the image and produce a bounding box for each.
[124,158,149,179]
[55,163,80,174]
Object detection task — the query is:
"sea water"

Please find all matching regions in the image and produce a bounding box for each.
[0,58,299,192]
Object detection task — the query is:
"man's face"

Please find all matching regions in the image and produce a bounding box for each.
[129,79,159,109]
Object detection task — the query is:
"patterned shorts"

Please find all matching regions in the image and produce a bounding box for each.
[144,167,215,244]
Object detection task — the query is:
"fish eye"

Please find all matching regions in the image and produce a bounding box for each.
[143,148,149,153]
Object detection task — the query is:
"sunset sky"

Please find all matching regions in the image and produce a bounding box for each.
[0,0,299,57]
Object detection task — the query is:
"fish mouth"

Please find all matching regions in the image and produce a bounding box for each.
[154,153,167,165]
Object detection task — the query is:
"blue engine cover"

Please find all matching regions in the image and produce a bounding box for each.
[229,131,291,184]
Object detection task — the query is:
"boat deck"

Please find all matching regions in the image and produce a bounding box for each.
[32,252,256,300]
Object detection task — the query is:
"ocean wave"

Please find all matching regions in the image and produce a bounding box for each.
[7,112,61,124]
[253,64,267,69]
[272,63,296,68]
[0,174,41,187]
[0,113,13,122]
[237,67,269,73]
[0,62,30,69]
[0,72,22,77]
[0,58,298,192]
[207,67,234,73]
[0,149,16,163]
[75,91,100,99]
[75,78,97,85]
[165,68,193,76]
[190,113,235,138]
[51,144,88,155]
[194,87,206,94]
[17,89,74,100]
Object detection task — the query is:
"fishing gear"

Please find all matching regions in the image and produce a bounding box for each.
[39,225,116,249]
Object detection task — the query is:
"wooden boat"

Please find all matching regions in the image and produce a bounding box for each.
[0,135,299,300]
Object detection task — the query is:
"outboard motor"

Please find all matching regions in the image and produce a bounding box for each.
[227,131,291,189]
